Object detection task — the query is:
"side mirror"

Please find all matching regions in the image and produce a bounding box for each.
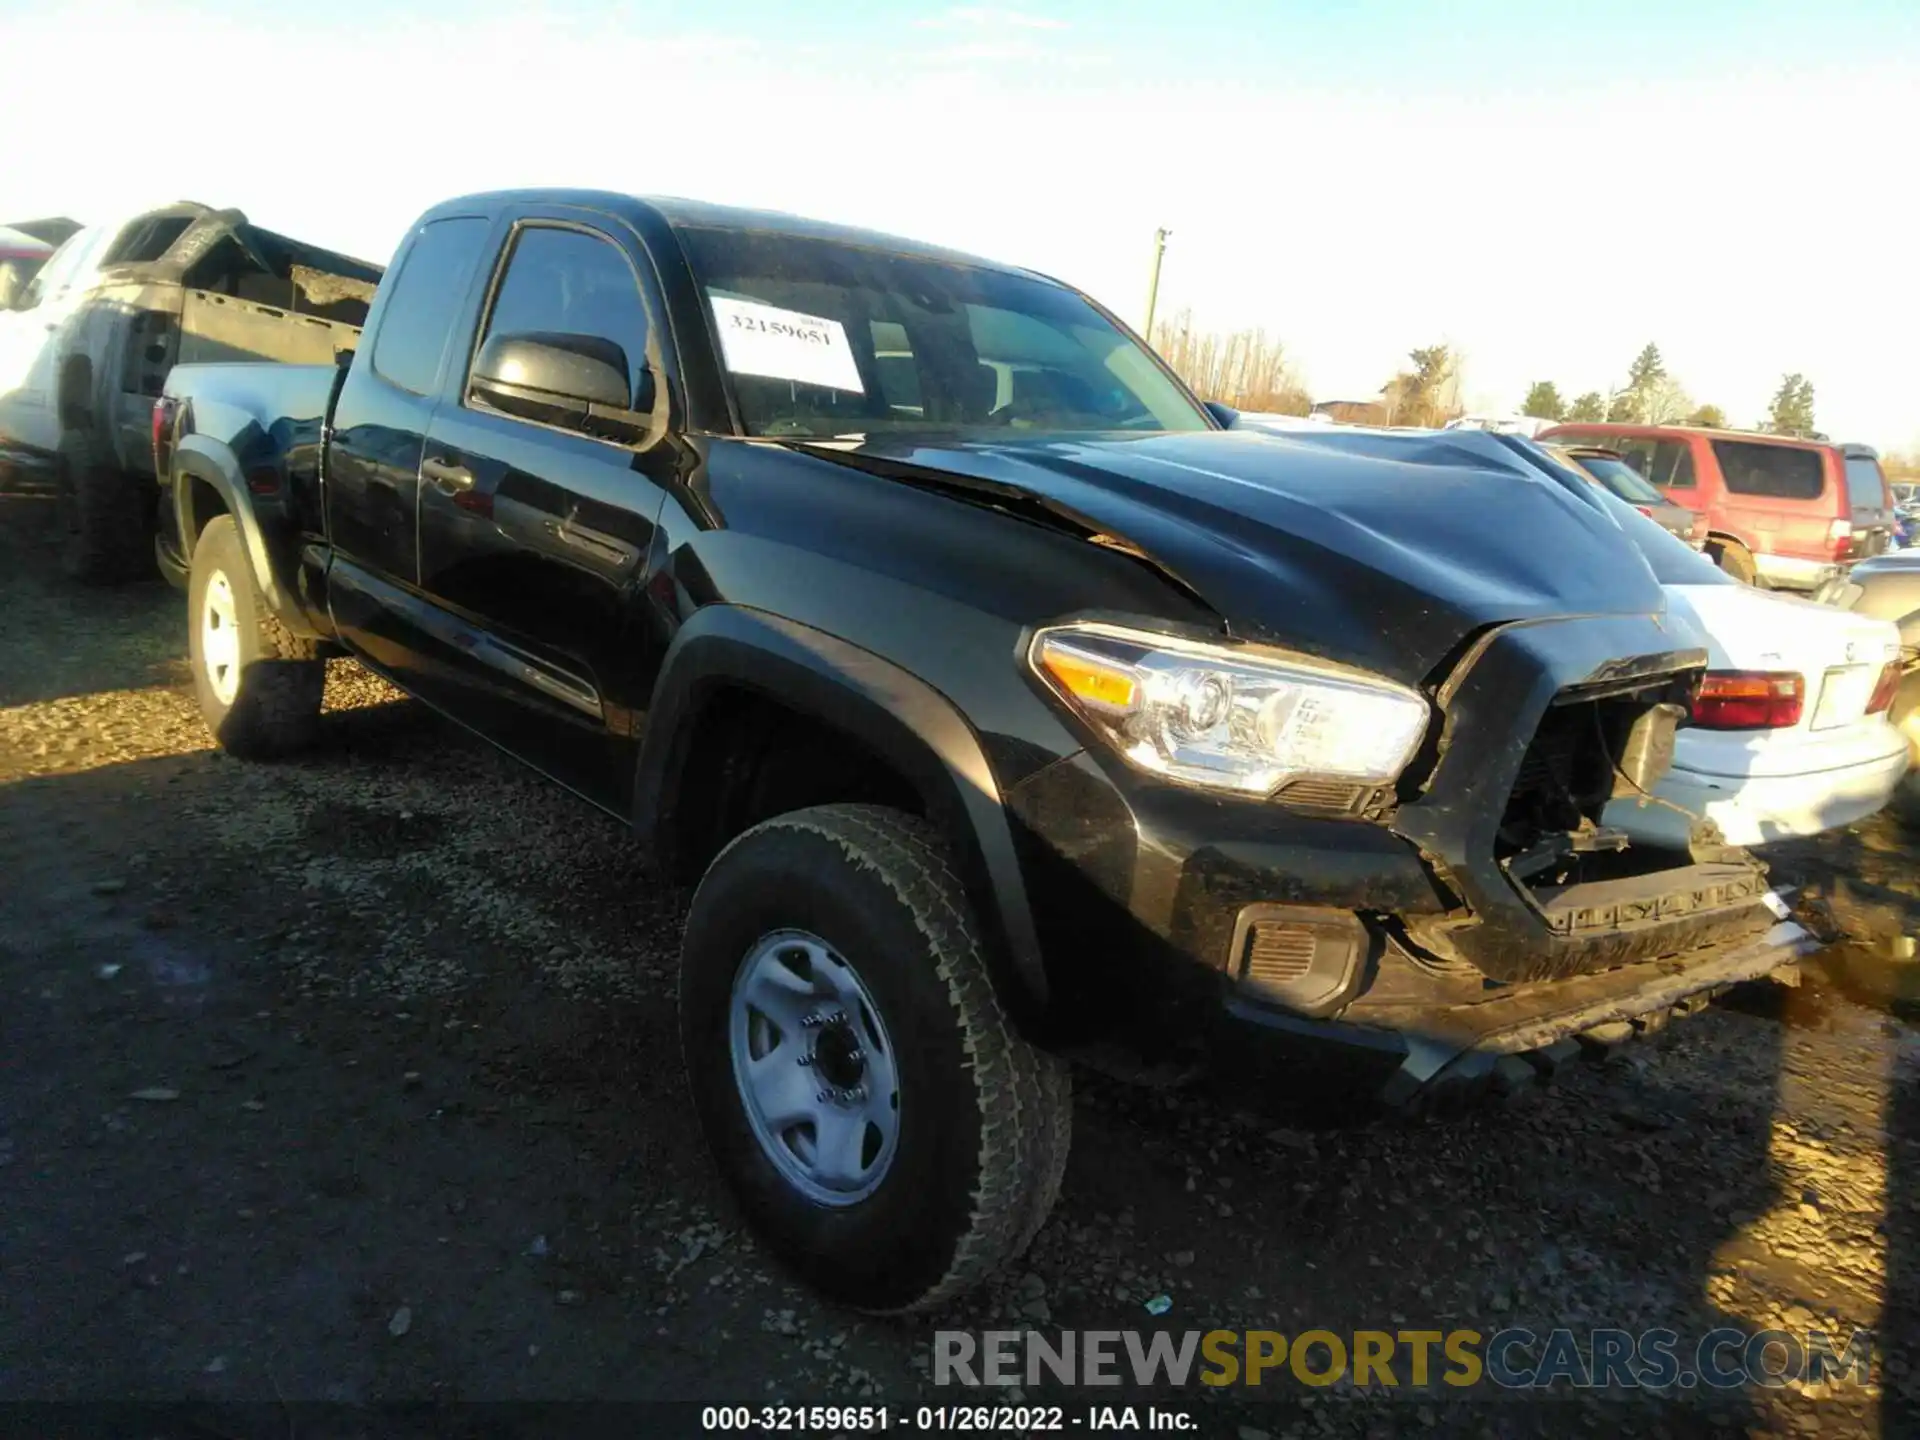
[1203,401,1240,430]
[471,331,635,430]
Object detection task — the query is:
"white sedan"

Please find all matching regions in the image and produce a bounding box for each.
[1606,583,1911,847]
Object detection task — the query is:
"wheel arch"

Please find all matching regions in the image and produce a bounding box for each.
[1706,529,1754,557]
[169,435,315,635]
[635,606,1051,1018]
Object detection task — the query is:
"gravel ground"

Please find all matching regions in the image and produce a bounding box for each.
[3,468,1919,1438]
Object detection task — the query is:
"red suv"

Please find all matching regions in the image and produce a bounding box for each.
[1537,424,1895,590]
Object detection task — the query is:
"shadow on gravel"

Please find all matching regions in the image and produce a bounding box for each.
[0,489,181,710]
[1886,1031,1919,1437]
[1771,822,1920,1432]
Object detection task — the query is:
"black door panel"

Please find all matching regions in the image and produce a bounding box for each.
[413,215,677,808]
[416,409,665,799]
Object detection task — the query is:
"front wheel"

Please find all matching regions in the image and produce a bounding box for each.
[187,516,325,758]
[679,804,1071,1312]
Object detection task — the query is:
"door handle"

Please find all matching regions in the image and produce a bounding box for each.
[421,455,474,491]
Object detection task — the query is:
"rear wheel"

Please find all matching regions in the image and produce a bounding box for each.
[679,803,1071,1312]
[55,428,152,585]
[187,516,325,758]
[1711,539,1758,586]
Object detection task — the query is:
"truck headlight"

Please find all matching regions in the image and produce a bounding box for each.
[1030,623,1431,797]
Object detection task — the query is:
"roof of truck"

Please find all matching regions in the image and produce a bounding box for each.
[425,189,1033,276]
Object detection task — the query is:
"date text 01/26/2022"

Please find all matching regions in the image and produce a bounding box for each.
[700,1405,1197,1431]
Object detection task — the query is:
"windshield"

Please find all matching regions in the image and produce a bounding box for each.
[675,225,1210,440]
[1565,451,1667,505]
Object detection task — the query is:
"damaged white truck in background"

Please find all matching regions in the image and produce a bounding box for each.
[0,202,383,582]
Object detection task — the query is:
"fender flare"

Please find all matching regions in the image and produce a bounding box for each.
[1705,529,1754,557]
[634,604,1051,1014]
[169,434,315,635]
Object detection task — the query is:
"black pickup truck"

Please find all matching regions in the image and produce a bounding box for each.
[154,189,1818,1312]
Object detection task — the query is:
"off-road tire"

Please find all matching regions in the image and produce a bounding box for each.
[679,803,1072,1312]
[1713,540,1758,586]
[187,516,324,758]
[56,428,152,585]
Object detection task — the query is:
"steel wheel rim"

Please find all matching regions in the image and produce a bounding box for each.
[200,570,241,706]
[728,928,901,1207]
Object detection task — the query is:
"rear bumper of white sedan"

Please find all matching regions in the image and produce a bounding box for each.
[1605,741,1913,847]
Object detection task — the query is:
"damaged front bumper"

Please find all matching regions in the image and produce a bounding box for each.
[1268,913,1820,1108]
[1005,609,1833,1109]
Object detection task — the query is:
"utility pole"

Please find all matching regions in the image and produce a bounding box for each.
[1142,227,1170,343]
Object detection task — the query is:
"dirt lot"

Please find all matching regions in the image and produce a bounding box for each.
[3,469,1920,1438]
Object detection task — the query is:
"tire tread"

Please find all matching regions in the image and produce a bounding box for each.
[189,516,324,758]
[59,429,151,585]
[708,803,1072,1312]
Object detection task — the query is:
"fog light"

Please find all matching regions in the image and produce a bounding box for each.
[1228,906,1368,1016]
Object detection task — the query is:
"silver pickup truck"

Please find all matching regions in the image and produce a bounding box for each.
[0,202,382,582]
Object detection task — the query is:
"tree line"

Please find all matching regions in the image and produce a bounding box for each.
[1147,315,1832,443]
[1149,310,1468,429]
[1521,344,1819,438]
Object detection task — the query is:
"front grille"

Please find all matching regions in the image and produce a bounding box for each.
[1499,705,1608,856]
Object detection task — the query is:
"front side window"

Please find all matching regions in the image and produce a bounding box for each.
[676,225,1208,439]
[1711,439,1825,501]
[1609,436,1656,481]
[370,217,492,396]
[1651,439,1696,488]
[472,226,652,404]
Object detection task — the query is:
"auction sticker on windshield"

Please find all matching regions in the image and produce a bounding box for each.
[710,295,865,393]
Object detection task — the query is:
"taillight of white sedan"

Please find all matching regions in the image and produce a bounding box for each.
[1604,583,1911,847]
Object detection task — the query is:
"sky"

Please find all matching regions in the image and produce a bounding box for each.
[2,0,1916,449]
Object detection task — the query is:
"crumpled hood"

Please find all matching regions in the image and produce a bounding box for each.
[837,428,1675,686]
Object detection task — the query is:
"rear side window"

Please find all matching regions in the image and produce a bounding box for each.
[371,217,492,396]
[1844,455,1888,511]
[1711,440,1825,501]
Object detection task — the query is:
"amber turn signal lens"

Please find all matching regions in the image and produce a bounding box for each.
[1039,647,1137,710]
